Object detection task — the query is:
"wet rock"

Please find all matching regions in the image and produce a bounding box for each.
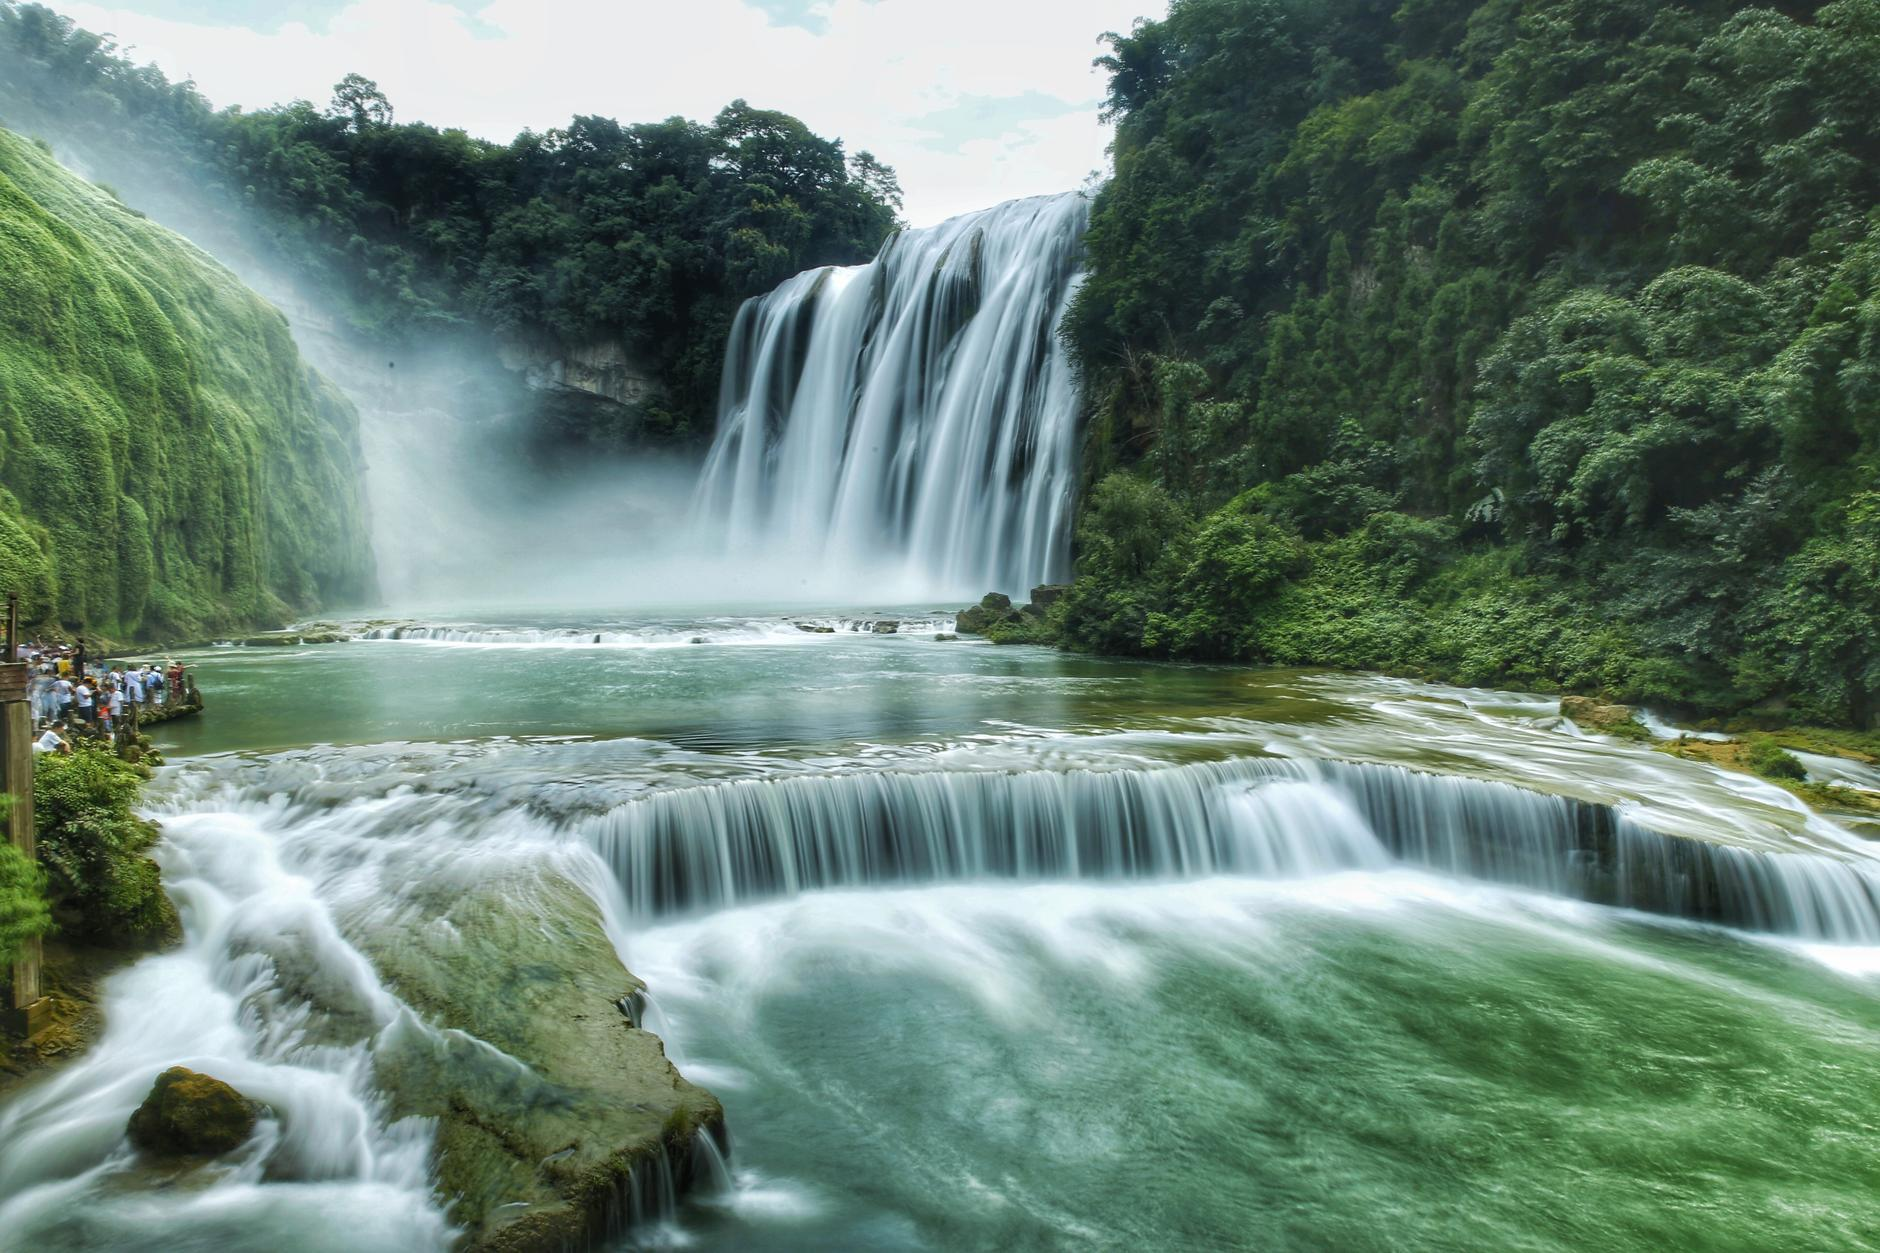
[1561,695,1647,739]
[871,621,900,634]
[795,623,836,634]
[127,1067,257,1158]
[934,633,959,642]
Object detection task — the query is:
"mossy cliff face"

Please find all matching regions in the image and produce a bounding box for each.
[0,127,373,638]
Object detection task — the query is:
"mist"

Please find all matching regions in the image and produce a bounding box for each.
[19,118,765,612]
[9,99,1087,618]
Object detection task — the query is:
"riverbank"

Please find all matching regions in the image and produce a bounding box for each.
[1,722,726,1253]
[956,588,1880,827]
[0,938,139,1102]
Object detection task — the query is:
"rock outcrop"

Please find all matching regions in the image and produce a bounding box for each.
[955,586,1069,638]
[496,336,663,413]
[956,593,1017,635]
[127,1067,258,1157]
[1561,695,1648,739]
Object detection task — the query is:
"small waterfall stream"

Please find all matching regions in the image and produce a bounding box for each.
[585,756,1880,941]
[693,193,1089,598]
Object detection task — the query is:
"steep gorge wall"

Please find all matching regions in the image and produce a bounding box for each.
[0,128,373,638]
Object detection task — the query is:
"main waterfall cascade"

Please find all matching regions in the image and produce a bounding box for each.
[694,194,1090,598]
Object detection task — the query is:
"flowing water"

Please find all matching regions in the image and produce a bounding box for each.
[694,194,1089,599]
[4,615,1880,1251]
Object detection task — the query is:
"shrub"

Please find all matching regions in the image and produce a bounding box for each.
[1746,738,1806,782]
[0,831,51,965]
[34,743,172,944]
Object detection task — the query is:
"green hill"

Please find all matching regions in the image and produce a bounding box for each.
[0,126,372,639]
[1055,0,1880,728]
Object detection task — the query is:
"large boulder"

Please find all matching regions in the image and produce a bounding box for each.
[369,872,723,1251]
[127,1067,257,1157]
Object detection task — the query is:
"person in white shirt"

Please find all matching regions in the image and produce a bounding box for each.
[125,668,144,705]
[74,681,93,724]
[54,676,73,719]
[33,723,70,755]
[30,670,55,727]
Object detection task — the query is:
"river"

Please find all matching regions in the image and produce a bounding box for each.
[2,610,1878,1251]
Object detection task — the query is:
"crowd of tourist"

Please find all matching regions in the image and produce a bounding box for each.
[18,641,190,755]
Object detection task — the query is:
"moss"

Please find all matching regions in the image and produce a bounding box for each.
[0,126,373,639]
[1746,737,1807,782]
[126,1066,258,1157]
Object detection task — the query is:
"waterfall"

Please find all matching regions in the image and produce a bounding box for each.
[584,756,1880,941]
[693,193,1090,598]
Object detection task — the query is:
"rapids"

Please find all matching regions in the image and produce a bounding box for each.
[5,616,1880,1251]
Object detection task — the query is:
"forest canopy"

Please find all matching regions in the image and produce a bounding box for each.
[1057,0,1880,727]
[0,1,903,440]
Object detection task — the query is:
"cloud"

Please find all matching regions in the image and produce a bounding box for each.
[57,0,1164,226]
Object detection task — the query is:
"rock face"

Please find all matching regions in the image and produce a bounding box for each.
[127,1067,257,1157]
[367,872,722,1252]
[497,335,662,412]
[871,621,900,635]
[1029,584,1069,612]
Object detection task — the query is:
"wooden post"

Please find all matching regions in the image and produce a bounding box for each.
[3,593,47,1038]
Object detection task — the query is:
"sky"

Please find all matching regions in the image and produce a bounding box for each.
[55,0,1164,226]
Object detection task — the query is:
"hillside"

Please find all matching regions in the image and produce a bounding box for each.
[1052,0,1880,727]
[0,2,902,450]
[0,126,373,639]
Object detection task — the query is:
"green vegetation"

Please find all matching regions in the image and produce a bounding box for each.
[0,832,50,966]
[33,741,173,945]
[1746,737,1807,781]
[0,2,902,445]
[0,125,372,639]
[1059,0,1880,727]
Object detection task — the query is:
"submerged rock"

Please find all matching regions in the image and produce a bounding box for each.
[127,1067,257,1158]
[871,621,901,634]
[795,623,836,634]
[934,633,959,642]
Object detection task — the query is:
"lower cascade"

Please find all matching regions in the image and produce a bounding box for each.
[585,756,1880,941]
[692,193,1089,597]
